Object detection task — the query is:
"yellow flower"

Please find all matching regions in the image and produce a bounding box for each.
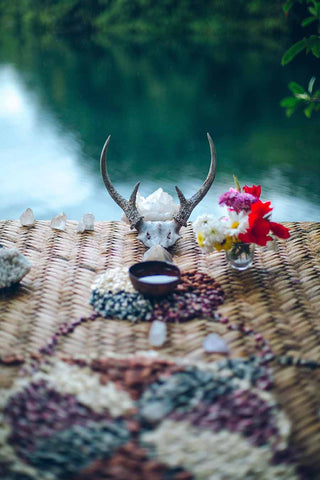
[197,232,205,248]
[214,236,234,252]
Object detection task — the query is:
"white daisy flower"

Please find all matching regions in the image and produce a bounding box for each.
[223,210,249,236]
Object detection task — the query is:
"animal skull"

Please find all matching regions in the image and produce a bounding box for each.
[137,220,181,248]
[100,134,217,250]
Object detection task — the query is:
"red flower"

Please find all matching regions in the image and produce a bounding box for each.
[243,184,261,199]
[238,200,290,246]
[249,200,273,223]
[269,222,290,239]
[239,218,272,246]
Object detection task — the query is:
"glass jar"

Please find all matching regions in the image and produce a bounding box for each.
[226,242,255,271]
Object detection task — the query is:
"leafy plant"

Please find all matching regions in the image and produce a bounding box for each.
[281,77,320,117]
[281,0,320,117]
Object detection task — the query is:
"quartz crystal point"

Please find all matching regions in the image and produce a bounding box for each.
[142,244,173,263]
[51,213,67,231]
[149,320,167,347]
[0,247,31,288]
[19,208,35,227]
[77,213,95,233]
[203,333,229,354]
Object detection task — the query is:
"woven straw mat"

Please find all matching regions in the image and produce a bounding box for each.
[1,220,320,473]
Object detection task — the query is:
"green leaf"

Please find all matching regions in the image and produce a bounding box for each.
[283,0,296,13]
[308,6,317,15]
[233,174,241,192]
[308,76,316,93]
[280,96,302,107]
[307,35,320,57]
[302,16,317,27]
[285,107,297,117]
[304,102,315,118]
[282,38,307,65]
[288,81,305,94]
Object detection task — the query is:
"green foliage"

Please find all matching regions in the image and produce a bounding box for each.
[0,0,287,40]
[281,0,320,117]
[281,77,320,117]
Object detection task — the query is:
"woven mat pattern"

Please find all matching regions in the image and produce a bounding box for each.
[1,220,320,473]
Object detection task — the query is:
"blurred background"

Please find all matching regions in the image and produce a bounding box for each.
[0,0,319,222]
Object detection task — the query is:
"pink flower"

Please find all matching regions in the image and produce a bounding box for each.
[219,188,258,213]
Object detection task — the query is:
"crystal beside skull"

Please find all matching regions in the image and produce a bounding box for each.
[203,333,229,354]
[0,247,31,289]
[122,188,179,223]
[77,213,95,233]
[51,213,67,231]
[149,320,167,347]
[142,244,173,263]
[19,208,35,227]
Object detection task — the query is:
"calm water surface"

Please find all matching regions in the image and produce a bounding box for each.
[1,34,319,222]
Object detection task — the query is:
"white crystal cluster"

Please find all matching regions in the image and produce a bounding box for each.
[0,247,31,289]
[123,188,179,223]
[91,266,135,293]
[141,420,299,480]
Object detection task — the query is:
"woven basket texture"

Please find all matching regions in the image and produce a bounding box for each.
[1,220,320,473]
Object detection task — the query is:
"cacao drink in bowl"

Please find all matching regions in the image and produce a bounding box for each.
[129,261,181,297]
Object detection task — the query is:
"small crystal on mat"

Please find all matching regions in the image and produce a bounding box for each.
[51,213,67,231]
[19,208,35,227]
[142,244,173,263]
[203,333,229,354]
[77,213,95,233]
[149,320,167,347]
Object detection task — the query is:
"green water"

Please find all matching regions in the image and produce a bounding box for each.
[1,33,319,221]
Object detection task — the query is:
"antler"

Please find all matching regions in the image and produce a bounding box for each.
[100,135,143,229]
[173,133,217,227]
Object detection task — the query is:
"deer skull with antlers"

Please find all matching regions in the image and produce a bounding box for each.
[100,133,217,251]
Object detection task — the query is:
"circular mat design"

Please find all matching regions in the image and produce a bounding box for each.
[0,355,300,480]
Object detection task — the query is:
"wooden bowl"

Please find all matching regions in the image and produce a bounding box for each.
[129,261,181,297]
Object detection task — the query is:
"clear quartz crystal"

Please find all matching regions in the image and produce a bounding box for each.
[19,208,35,227]
[51,212,67,231]
[149,320,167,347]
[142,244,173,263]
[203,333,229,354]
[77,213,95,233]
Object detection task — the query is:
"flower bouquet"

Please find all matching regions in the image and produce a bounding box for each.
[193,177,290,270]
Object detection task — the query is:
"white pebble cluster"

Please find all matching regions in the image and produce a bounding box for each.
[91,266,135,294]
[31,360,134,417]
[141,420,299,480]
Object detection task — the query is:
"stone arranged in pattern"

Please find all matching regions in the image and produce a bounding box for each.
[0,355,299,480]
[90,269,225,323]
